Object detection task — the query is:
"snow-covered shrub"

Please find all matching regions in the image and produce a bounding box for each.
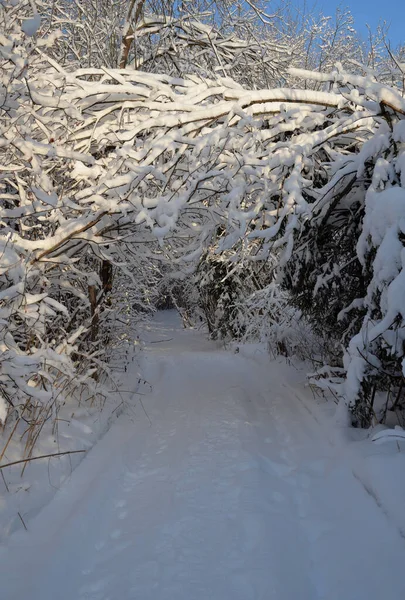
[233,285,334,363]
[275,70,405,425]
[0,1,151,450]
[0,1,80,430]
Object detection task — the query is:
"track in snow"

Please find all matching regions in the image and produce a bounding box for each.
[1,310,405,600]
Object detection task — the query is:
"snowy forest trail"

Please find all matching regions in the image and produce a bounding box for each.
[2,311,405,600]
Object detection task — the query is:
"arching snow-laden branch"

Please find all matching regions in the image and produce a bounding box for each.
[62,64,405,425]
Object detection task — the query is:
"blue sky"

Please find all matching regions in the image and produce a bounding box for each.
[296,0,405,46]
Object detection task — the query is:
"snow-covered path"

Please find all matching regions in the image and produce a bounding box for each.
[2,311,405,600]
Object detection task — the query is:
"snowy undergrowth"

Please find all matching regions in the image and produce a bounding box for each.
[0,335,142,539]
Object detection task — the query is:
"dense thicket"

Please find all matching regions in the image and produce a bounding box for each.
[1,0,405,463]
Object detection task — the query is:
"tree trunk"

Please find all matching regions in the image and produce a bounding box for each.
[88,284,99,342]
[119,0,146,69]
[100,259,113,300]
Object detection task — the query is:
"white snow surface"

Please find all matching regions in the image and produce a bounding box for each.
[1,310,405,599]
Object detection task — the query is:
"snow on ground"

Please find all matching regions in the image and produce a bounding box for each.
[1,310,405,599]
